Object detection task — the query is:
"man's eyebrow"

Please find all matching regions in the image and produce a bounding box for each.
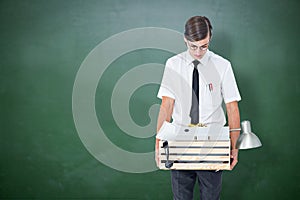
[191,43,209,47]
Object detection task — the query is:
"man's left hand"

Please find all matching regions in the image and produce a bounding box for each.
[230,149,239,170]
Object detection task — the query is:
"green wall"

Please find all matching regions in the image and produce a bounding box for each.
[1,0,299,199]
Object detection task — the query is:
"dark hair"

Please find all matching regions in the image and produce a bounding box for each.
[184,16,212,42]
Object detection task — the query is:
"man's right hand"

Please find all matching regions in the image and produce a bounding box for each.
[155,138,160,167]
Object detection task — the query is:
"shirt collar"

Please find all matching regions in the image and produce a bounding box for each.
[186,50,210,67]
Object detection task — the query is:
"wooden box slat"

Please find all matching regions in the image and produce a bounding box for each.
[159,148,229,154]
[167,141,230,147]
[166,155,229,161]
[158,162,230,170]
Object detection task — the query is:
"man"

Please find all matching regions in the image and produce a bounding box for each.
[156,16,241,200]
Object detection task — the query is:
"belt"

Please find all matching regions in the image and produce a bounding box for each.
[188,123,207,127]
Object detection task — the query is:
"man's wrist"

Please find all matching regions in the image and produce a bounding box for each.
[229,128,241,132]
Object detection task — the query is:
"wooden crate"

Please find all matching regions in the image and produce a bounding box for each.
[158,140,230,170]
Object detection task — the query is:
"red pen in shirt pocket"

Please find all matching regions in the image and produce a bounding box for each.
[208,83,213,92]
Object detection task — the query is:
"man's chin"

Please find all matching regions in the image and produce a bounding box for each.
[193,55,203,60]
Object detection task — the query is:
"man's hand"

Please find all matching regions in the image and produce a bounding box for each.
[155,139,160,167]
[230,149,239,170]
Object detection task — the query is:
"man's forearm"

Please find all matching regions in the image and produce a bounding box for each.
[156,97,174,132]
[226,101,241,149]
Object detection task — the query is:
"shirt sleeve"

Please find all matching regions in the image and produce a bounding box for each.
[221,63,241,103]
[157,59,176,100]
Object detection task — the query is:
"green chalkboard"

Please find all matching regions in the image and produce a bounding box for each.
[1,0,299,199]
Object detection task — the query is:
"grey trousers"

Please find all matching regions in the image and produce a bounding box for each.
[171,170,222,200]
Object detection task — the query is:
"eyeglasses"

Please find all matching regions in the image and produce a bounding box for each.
[187,41,209,51]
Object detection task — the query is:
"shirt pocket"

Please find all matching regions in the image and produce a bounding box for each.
[203,82,222,107]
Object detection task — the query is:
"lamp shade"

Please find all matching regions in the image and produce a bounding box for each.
[236,120,262,149]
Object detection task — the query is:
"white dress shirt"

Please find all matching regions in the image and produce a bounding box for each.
[157,50,241,126]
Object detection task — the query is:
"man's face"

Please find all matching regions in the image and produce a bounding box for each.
[184,34,210,60]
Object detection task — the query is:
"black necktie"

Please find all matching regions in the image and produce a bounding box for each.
[190,60,200,124]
